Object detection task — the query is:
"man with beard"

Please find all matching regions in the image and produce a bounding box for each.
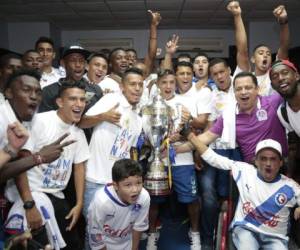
[270,59,300,248]
[6,80,90,250]
[39,45,102,114]
[35,36,64,89]
[228,1,289,96]
[1,69,76,248]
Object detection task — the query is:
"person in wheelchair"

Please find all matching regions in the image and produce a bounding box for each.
[183,132,300,250]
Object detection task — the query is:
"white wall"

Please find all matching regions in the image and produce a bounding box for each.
[7,22,50,53]
[0,22,9,49]
[249,18,300,54]
[61,29,235,58]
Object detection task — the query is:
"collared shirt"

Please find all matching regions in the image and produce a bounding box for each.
[210,94,288,163]
[40,67,64,89]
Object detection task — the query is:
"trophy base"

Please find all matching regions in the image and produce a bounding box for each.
[144,176,170,196]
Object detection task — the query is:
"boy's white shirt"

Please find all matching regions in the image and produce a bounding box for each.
[88,185,150,250]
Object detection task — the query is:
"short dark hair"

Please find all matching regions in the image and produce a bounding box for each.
[209,58,229,70]
[112,159,143,182]
[122,67,143,81]
[233,71,258,87]
[22,49,40,58]
[253,44,270,54]
[177,53,192,61]
[58,79,86,97]
[35,36,54,49]
[5,68,41,90]
[109,48,126,62]
[193,52,209,63]
[175,61,193,72]
[0,53,22,69]
[157,68,175,80]
[87,52,108,64]
[125,49,137,55]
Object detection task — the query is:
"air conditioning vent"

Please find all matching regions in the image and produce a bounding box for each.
[77,38,133,52]
[178,38,224,53]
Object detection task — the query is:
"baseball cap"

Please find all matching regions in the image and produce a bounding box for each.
[255,139,282,157]
[270,59,299,75]
[62,45,90,59]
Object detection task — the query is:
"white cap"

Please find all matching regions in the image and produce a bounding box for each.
[255,139,282,157]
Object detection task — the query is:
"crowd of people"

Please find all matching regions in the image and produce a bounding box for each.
[0,1,300,250]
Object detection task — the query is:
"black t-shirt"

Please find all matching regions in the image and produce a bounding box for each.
[38,78,103,113]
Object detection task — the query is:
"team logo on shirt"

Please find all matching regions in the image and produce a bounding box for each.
[132,204,142,212]
[90,233,103,243]
[275,193,287,206]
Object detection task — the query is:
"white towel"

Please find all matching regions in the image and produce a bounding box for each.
[220,99,237,149]
[5,191,66,250]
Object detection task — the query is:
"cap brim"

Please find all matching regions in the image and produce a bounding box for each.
[63,49,90,59]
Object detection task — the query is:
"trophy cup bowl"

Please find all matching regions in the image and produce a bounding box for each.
[142,94,171,196]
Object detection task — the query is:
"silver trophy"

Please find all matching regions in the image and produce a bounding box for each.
[142,93,172,196]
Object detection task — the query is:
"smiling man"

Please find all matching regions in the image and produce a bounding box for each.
[8,81,90,250]
[35,36,64,89]
[183,132,300,250]
[39,45,102,114]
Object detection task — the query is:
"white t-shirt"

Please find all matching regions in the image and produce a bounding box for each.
[40,67,63,89]
[99,76,121,94]
[88,184,150,250]
[202,148,300,240]
[209,83,237,150]
[85,93,143,184]
[277,103,300,137]
[178,84,212,117]
[165,95,194,166]
[6,110,90,201]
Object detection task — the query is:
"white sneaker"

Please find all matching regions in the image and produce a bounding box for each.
[189,230,201,250]
[146,231,160,250]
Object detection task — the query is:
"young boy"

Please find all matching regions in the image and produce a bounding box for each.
[88,159,150,250]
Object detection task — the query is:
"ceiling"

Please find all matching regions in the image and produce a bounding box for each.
[0,0,300,30]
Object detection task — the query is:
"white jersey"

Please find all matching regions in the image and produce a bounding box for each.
[86,93,142,184]
[277,102,300,137]
[5,111,90,201]
[40,67,63,89]
[88,184,150,250]
[165,95,194,166]
[99,76,121,94]
[178,84,212,117]
[202,148,300,240]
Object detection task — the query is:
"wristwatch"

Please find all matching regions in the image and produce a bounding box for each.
[23,200,35,210]
[3,144,18,159]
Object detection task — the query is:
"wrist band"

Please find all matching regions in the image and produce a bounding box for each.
[3,144,18,159]
[32,152,44,165]
[279,19,288,25]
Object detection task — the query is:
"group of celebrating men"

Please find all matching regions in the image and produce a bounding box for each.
[0,1,300,250]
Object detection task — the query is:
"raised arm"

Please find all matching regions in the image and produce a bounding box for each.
[227,1,250,71]
[160,35,179,70]
[273,5,289,60]
[143,10,161,77]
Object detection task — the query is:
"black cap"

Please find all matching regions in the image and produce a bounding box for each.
[62,45,90,59]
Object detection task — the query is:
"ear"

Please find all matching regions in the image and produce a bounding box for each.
[250,56,255,64]
[295,72,300,82]
[56,97,63,108]
[52,52,56,60]
[4,88,13,99]
[112,181,118,191]
[228,67,231,75]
